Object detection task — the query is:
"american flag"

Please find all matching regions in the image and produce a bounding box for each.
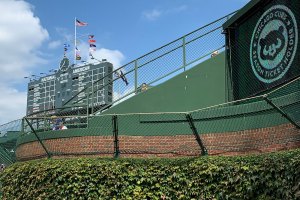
[76,19,88,26]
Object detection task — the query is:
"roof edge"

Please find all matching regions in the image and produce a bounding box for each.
[223,0,262,30]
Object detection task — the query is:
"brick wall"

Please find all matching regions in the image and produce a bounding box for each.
[16,123,300,161]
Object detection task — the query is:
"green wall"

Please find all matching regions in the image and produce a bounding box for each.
[104,52,226,114]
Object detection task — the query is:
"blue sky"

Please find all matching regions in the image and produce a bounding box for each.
[0,0,250,124]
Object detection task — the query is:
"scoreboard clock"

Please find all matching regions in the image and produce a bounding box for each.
[60,57,70,72]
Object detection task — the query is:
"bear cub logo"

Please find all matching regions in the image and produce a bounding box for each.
[259,26,285,61]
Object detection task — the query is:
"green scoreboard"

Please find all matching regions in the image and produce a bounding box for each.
[223,0,300,100]
[26,58,113,116]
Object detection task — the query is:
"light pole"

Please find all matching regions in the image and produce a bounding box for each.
[40,72,49,76]
[49,69,58,73]
[31,74,41,80]
[24,76,33,82]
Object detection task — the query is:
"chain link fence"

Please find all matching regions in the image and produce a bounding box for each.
[23,105,90,134]
[62,12,236,114]
[4,8,300,161]
[0,119,22,166]
[18,75,300,160]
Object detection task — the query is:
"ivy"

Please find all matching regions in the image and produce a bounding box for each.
[1,149,300,199]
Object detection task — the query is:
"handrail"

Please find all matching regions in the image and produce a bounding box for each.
[61,11,236,113]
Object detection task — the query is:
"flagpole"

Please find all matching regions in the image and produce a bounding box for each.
[74,17,77,65]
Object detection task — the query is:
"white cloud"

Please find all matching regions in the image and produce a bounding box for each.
[142,5,188,21]
[48,40,62,49]
[88,48,125,69]
[75,41,125,69]
[0,0,48,83]
[142,9,162,21]
[0,85,27,125]
[165,5,188,14]
[55,27,73,42]
[0,0,48,124]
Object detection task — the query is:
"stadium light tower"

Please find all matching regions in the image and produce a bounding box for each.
[31,74,41,81]
[40,72,49,76]
[31,74,41,78]
[49,69,58,73]
[24,76,33,81]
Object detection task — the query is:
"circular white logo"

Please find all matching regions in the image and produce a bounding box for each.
[250,5,298,83]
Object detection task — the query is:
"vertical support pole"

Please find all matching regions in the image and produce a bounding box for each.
[112,115,120,158]
[186,114,208,156]
[263,95,300,129]
[86,87,90,115]
[36,118,39,131]
[182,36,186,72]
[86,88,90,127]
[74,17,77,65]
[21,118,24,134]
[134,60,138,94]
[43,110,47,131]
[91,80,94,114]
[24,118,51,159]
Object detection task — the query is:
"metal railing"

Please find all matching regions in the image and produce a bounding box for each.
[62,11,237,115]
[0,119,22,165]
[22,104,90,134]
[0,11,237,163]
[19,76,300,160]
[6,9,300,161]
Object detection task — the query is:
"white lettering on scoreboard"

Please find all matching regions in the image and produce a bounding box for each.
[41,75,55,82]
[73,66,90,74]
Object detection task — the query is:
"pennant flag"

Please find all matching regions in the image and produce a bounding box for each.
[76,53,81,60]
[115,70,129,86]
[88,35,94,39]
[76,19,88,26]
[89,52,95,59]
[64,44,70,52]
[89,39,96,43]
[76,47,81,60]
[90,44,96,48]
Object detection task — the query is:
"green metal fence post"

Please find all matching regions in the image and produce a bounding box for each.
[182,36,186,71]
[24,118,51,158]
[21,118,25,135]
[86,88,90,127]
[134,60,138,94]
[91,78,94,114]
[43,110,46,131]
[186,114,208,156]
[86,87,90,115]
[263,95,300,129]
[112,115,120,158]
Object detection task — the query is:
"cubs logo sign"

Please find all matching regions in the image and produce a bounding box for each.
[250,5,298,83]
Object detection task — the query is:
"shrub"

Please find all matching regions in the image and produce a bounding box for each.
[1,149,300,199]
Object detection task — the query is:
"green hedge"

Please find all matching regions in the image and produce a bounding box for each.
[1,149,300,200]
